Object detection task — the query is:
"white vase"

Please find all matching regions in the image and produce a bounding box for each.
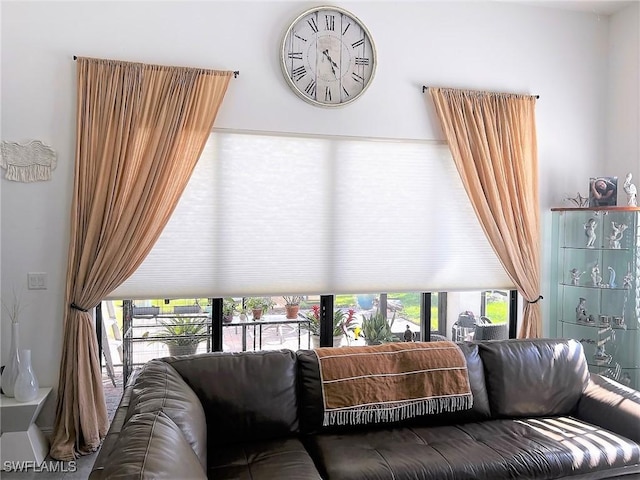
[1,322,21,397]
[14,349,39,402]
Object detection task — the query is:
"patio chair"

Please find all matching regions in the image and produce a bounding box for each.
[474,322,509,340]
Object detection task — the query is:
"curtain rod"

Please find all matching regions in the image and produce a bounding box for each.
[72,56,239,78]
[422,85,538,99]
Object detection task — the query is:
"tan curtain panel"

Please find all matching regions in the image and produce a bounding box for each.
[428,87,541,338]
[50,57,232,460]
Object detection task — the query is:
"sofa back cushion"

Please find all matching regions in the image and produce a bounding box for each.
[296,342,491,434]
[478,338,589,418]
[164,349,299,446]
[126,359,207,469]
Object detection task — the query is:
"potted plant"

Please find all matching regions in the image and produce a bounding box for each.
[330,309,361,346]
[153,315,207,356]
[361,309,395,345]
[222,297,238,324]
[300,306,358,347]
[283,295,303,319]
[245,297,273,320]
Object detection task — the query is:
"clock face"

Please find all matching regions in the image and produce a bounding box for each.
[281,6,376,107]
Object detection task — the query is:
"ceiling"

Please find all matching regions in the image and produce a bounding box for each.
[513,0,640,15]
[510,0,638,15]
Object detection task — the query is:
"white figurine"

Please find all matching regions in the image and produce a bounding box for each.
[569,268,584,286]
[623,270,633,289]
[591,263,602,287]
[584,218,597,248]
[623,172,637,207]
[608,266,616,288]
[575,297,588,323]
[609,222,628,249]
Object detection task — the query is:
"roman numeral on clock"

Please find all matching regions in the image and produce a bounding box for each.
[351,72,364,83]
[325,86,332,102]
[342,23,351,35]
[351,38,365,49]
[342,86,350,97]
[292,66,306,82]
[307,17,319,33]
[355,57,369,66]
[305,80,317,96]
[325,15,335,31]
[288,52,303,60]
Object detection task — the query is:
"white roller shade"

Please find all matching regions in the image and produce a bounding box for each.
[109,129,513,300]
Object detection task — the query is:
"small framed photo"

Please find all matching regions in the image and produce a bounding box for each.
[589,176,617,207]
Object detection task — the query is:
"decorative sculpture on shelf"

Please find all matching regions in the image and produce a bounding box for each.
[575,297,588,323]
[608,266,617,288]
[591,263,602,287]
[584,218,597,248]
[623,269,633,289]
[608,222,628,249]
[569,268,584,286]
[594,344,612,363]
[623,172,637,207]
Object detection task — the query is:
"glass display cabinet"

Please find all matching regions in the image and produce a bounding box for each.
[551,207,639,389]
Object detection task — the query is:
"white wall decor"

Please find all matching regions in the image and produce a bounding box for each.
[0,140,57,182]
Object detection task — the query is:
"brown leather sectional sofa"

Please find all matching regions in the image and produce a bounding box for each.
[90,338,640,479]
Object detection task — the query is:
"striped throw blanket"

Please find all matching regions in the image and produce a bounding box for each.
[314,341,472,426]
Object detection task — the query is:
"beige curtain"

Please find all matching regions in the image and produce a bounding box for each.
[50,57,232,460]
[428,87,541,338]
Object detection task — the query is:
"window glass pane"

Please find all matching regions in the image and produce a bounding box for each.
[447,290,511,341]
[482,290,510,324]
[222,296,314,352]
[431,292,441,333]
[122,299,211,378]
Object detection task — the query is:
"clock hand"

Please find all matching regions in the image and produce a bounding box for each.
[322,49,338,80]
[322,49,339,69]
[322,49,340,79]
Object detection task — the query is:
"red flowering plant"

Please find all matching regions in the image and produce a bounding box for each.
[300,305,359,341]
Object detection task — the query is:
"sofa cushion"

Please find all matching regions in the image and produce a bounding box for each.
[304,417,640,480]
[99,411,207,479]
[479,338,590,418]
[164,349,299,446]
[296,342,491,434]
[125,359,207,469]
[208,437,322,479]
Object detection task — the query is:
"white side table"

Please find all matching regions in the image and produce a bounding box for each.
[0,387,52,467]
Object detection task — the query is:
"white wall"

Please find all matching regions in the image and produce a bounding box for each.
[607,2,640,192]
[1,0,635,429]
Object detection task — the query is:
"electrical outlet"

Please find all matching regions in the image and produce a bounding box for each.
[27,272,48,290]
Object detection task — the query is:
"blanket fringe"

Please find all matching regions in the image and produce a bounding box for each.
[324,393,473,426]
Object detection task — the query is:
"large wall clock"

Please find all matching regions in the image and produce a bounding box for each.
[281,5,377,107]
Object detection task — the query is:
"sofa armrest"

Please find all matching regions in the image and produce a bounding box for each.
[89,368,140,479]
[576,373,640,443]
[93,411,206,480]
